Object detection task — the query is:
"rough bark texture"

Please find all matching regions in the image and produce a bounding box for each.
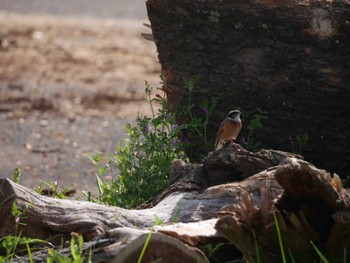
[0,147,286,242]
[146,0,350,176]
[1,146,349,261]
[97,228,210,263]
[140,144,294,207]
[0,145,288,261]
[216,158,350,262]
[204,143,303,185]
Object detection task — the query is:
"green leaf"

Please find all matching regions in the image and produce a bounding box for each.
[13,167,21,184]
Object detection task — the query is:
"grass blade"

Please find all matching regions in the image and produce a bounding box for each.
[310,241,329,263]
[252,230,261,263]
[137,229,153,263]
[343,248,347,263]
[273,212,286,263]
[287,248,296,263]
[25,241,33,263]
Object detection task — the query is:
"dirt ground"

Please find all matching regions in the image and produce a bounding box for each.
[0,12,161,195]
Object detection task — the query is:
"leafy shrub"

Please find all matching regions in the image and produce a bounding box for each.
[89,84,187,208]
[176,76,217,158]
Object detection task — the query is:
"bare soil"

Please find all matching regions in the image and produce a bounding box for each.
[0,12,161,195]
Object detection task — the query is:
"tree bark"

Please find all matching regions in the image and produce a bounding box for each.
[1,146,349,261]
[0,171,270,262]
[0,147,286,242]
[146,0,350,176]
[216,158,350,262]
[0,145,288,261]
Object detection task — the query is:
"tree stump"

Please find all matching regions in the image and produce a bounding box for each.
[146,0,350,176]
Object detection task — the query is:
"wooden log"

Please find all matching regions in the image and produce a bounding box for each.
[91,227,210,263]
[204,143,302,185]
[17,227,212,262]
[215,158,350,262]
[154,219,218,246]
[140,144,295,207]
[1,172,269,261]
[0,143,286,243]
[0,170,277,261]
[1,146,343,261]
[146,0,350,176]
[0,171,281,243]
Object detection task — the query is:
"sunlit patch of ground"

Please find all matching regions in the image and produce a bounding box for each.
[0,12,161,195]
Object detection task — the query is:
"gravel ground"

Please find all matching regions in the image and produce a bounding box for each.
[0,11,160,196]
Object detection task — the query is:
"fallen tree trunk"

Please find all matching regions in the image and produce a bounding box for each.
[0,146,286,242]
[0,146,288,261]
[216,158,350,262]
[1,146,349,261]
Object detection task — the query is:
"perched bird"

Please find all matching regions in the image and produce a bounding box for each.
[214,110,242,150]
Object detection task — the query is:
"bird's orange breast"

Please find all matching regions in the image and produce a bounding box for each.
[221,120,242,140]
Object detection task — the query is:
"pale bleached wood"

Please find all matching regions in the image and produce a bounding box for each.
[0,166,282,243]
[103,228,209,263]
[0,145,305,262]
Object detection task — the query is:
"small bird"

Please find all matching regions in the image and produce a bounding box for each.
[214,110,242,150]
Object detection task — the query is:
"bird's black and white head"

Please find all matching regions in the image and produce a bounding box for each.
[227,110,241,122]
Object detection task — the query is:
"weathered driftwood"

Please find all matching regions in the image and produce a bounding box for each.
[17,226,212,262]
[0,145,290,261]
[0,147,285,241]
[204,143,302,185]
[146,0,350,176]
[105,229,209,263]
[1,145,349,261]
[141,144,297,207]
[216,158,350,262]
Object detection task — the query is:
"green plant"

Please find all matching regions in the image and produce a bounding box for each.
[35,179,75,199]
[11,201,32,235]
[85,80,218,207]
[310,241,329,263]
[177,77,217,156]
[153,215,165,226]
[273,212,286,263]
[85,152,113,180]
[242,108,268,152]
[13,167,21,184]
[83,152,113,203]
[1,233,22,262]
[0,234,50,262]
[266,213,347,263]
[137,230,153,263]
[70,234,85,262]
[252,230,261,263]
[46,234,91,263]
[0,202,47,262]
[290,132,309,154]
[115,84,188,208]
[87,84,187,208]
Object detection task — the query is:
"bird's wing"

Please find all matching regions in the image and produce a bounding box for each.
[214,120,225,150]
